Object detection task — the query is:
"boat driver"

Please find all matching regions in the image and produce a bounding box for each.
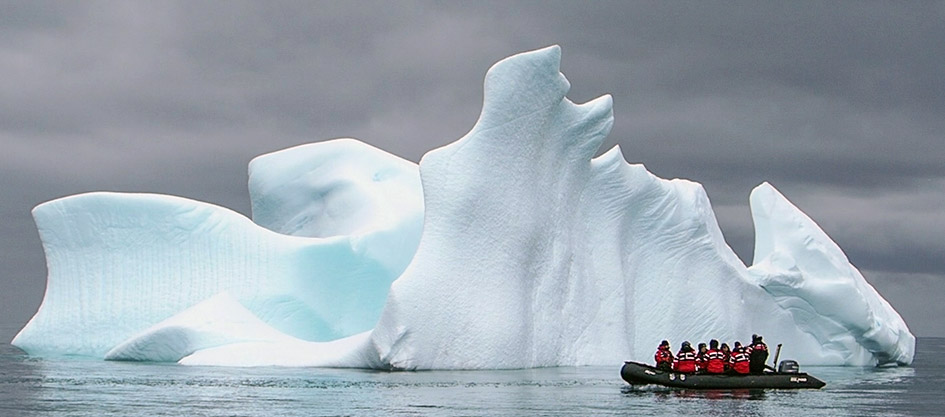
[748,334,769,374]
[654,340,674,371]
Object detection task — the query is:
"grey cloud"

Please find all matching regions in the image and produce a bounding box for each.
[788,182,945,274]
[861,271,945,337]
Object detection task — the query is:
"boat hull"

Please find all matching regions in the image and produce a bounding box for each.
[620,361,825,389]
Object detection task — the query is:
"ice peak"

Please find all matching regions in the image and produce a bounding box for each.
[749,182,914,365]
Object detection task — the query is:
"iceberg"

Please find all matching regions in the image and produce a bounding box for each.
[13,140,423,358]
[12,46,914,368]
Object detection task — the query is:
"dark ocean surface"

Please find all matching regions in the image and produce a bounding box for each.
[1,337,942,416]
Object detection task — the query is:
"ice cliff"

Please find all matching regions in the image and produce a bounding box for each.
[12,46,914,368]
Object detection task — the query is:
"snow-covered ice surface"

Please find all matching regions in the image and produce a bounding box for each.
[13,46,913,368]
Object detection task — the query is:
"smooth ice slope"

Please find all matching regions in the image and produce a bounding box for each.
[104,292,304,362]
[104,291,375,367]
[13,45,913,368]
[249,139,422,240]
[13,141,422,358]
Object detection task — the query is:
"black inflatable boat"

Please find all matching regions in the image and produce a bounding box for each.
[620,361,826,389]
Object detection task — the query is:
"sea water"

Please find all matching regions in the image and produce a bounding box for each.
[1,338,942,416]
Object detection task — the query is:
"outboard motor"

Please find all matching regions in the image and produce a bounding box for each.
[778,360,800,373]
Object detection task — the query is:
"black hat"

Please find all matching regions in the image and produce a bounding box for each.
[660,340,669,346]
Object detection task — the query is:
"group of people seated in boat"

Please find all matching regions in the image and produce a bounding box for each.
[654,334,769,375]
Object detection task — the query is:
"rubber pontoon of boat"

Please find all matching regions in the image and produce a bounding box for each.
[620,360,826,389]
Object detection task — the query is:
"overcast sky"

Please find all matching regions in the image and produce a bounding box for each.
[2,1,943,342]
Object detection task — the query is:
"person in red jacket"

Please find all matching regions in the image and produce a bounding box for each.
[673,341,698,373]
[730,341,751,374]
[720,343,732,372]
[654,340,674,371]
[696,342,708,372]
[704,339,726,374]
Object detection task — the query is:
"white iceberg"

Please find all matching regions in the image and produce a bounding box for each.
[12,46,914,368]
[13,140,422,358]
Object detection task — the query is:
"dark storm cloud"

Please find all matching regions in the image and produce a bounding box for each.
[612,4,945,189]
[1,1,943,341]
[505,1,945,190]
[0,1,527,166]
[537,1,945,112]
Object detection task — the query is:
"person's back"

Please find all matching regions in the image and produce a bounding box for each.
[673,341,698,373]
[696,342,708,372]
[654,340,674,371]
[704,339,726,374]
[748,335,769,374]
[720,343,732,372]
[730,342,750,374]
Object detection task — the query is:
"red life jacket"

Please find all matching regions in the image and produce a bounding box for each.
[654,346,673,365]
[674,349,697,373]
[730,348,751,374]
[705,349,726,373]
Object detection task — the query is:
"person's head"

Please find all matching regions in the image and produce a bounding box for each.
[660,340,670,349]
[698,343,707,352]
[710,339,719,349]
[734,341,742,349]
[721,343,730,352]
[682,341,691,351]
[754,335,763,343]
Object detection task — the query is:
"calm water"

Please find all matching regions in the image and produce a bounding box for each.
[1,338,942,416]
